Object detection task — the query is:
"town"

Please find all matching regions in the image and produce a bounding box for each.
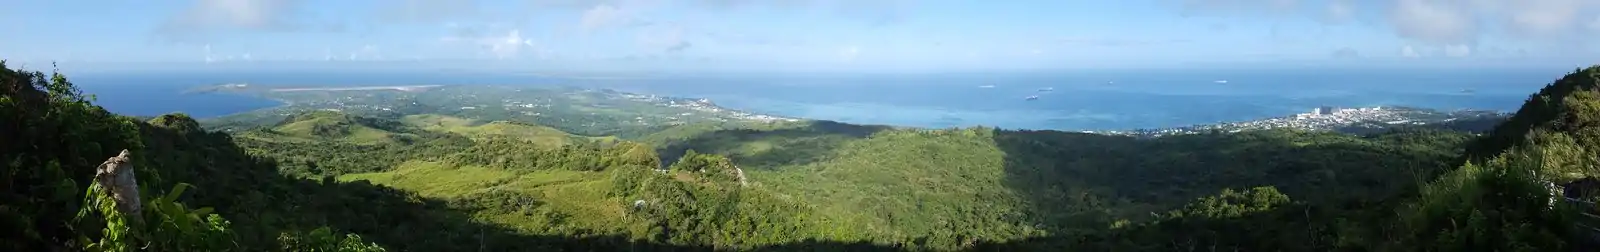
[1088,106,1509,138]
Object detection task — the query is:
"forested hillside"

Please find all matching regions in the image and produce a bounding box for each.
[8,59,1600,251]
[651,118,1478,250]
[1389,67,1600,251]
[235,105,1485,250]
[0,62,757,251]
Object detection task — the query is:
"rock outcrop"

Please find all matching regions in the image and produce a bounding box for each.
[94,149,141,216]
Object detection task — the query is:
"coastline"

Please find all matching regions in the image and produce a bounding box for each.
[175,83,1510,134]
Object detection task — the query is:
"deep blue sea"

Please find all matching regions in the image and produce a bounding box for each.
[72,68,1556,131]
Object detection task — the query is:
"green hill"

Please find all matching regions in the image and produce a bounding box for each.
[400,114,605,149]
[1,62,525,251]
[648,122,1476,249]
[13,57,1600,251]
[261,110,423,145]
[1387,67,1600,251]
[203,81,1561,250]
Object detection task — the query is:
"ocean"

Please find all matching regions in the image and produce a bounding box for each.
[71,68,1555,131]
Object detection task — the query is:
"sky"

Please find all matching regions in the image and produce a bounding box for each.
[3,0,1600,73]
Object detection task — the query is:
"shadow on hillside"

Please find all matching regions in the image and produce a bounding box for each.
[656,120,891,169]
[983,128,1472,250]
[286,178,916,251]
[967,199,1412,251]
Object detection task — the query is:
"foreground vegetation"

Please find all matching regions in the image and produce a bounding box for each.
[7,60,1600,251]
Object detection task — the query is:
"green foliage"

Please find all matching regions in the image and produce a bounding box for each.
[661,124,1471,249]
[19,58,1600,251]
[668,150,740,184]
[1,61,144,251]
[1396,147,1575,251]
[1464,66,1600,162]
[623,161,823,249]
[234,115,476,177]
[277,227,387,252]
[1163,186,1291,220]
[4,62,413,251]
[75,183,238,252]
[445,137,660,172]
[1393,67,1600,251]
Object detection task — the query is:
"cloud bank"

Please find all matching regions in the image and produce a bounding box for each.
[1183,0,1600,46]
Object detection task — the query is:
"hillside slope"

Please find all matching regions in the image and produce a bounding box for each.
[655,121,1475,249]
[21,59,1600,251]
[1390,67,1600,251]
[1,62,815,251]
[219,86,1501,250]
[1466,67,1600,163]
[232,97,1483,250]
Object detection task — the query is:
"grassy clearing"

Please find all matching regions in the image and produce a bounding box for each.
[270,112,405,144]
[402,114,606,148]
[339,161,630,234]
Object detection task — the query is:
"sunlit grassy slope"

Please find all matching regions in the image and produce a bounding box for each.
[401,114,616,148]
[340,161,632,234]
[268,111,411,144]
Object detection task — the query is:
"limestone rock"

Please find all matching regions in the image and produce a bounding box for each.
[94,149,141,216]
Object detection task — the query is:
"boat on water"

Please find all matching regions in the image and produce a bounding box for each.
[1214,80,1229,84]
[1025,95,1040,101]
[1038,87,1054,92]
[978,85,996,88]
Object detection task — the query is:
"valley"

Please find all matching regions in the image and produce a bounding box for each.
[12,2,1600,251]
[189,83,1518,250]
[6,63,1599,251]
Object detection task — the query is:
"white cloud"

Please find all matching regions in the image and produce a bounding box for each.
[1390,0,1476,45]
[1179,0,1301,17]
[156,0,351,42]
[348,45,382,60]
[1386,0,1600,45]
[204,44,216,63]
[379,0,480,23]
[1442,44,1471,57]
[1183,0,1600,48]
[840,46,861,62]
[575,0,665,32]
[1331,47,1359,58]
[161,0,301,32]
[581,4,629,31]
[1055,36,1194,47]
[1590,16,1600,31]
[1324,0,1353,23]
[490,30,538,59]
[635,25,693,53]
[442,29,538,59]
[1400,45,1420,58]
[1501,0,1589,37]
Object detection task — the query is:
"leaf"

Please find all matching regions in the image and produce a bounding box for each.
[162,183,192,205]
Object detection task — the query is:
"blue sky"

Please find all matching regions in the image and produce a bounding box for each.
[4,0,1600,73]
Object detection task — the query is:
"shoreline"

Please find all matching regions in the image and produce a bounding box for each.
[185,84,1506,134]
[269,85,443,92]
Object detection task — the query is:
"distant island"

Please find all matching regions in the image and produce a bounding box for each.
[181,83,253,94]
[269,85,443,92]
